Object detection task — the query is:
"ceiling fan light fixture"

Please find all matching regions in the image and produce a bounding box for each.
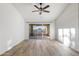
[32,3,50,15]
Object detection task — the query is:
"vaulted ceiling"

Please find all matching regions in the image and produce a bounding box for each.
[13,3,68,22]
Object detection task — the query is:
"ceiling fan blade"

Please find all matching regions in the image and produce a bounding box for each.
[43,5,49,9]
[43,10,50,13]
[32,10,39,12]
[34,5,40,10]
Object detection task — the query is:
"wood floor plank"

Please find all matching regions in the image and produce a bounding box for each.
[1,39,79,56]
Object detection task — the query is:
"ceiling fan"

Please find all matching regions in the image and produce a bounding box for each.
[32,3,50,15]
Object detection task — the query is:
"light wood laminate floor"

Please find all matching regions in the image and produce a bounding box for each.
[1,40,79,56]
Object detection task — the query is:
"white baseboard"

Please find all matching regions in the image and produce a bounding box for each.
[0,39,24,55]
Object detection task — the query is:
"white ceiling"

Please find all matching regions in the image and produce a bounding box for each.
[13,3,68,22]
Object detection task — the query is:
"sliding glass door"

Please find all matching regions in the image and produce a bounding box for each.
[58,28,75,47]
[29,24,50,39]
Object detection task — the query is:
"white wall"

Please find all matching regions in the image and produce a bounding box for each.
[50,22,55,40]
[55,4,79,51]
[0,4,24,54]
[24,22,55,40]
[25,23,29,39]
